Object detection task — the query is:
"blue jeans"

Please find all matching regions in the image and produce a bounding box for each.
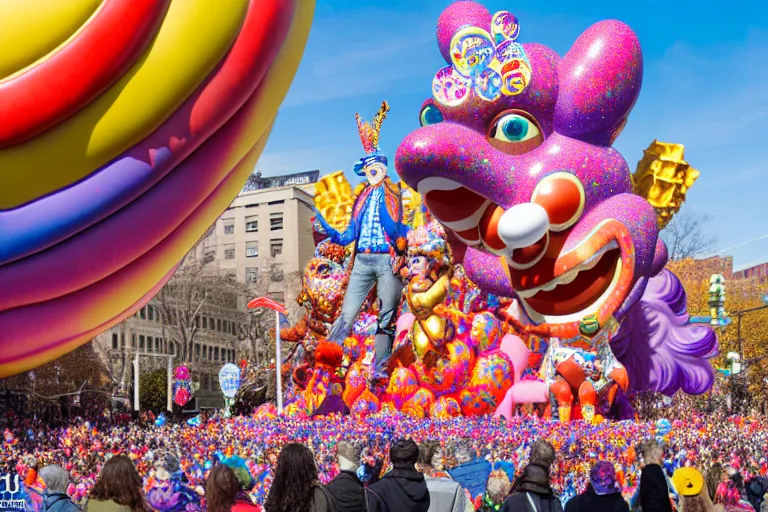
[328,253,403,367]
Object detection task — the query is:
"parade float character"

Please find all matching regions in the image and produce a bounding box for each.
[0,0,314,377]
[314,101,408,380]
[395,1,717,420]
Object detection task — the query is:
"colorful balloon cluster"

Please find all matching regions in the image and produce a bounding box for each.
[173,366,193,408]
[0,0,315,377]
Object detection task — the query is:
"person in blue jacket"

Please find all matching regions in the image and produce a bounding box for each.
[314,101,407,380]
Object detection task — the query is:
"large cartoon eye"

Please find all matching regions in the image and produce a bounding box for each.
[419,104,444,126]
[488,110,543,155]
[531,172,585,231]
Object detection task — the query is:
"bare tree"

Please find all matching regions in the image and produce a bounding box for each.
[92,333,134,393]
[661,210,717,261]
[155,261,246,365]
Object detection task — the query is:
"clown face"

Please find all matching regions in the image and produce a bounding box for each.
[365,161,387,186]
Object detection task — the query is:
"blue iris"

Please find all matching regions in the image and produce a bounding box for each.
[500,116,529,141]
[420,104,444,126]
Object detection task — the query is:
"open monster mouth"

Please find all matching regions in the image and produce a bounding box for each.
[418,177,633,327]
[514,242,622,319]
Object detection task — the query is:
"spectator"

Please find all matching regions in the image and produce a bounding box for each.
[264,443,333,512]
[85,455,148,512]
[564,461,628,512]
[325,441,365,512]
[418,442,468,512]
[746,476,768,512]
[716,473,756,512]
[501,439,562,512]
[707,465,725,503]
[448,441,492,506]
[479,470,511,512]
[366,438,430,512]
[205,464,258,512]
[673,467,725,512]
[39,465,80,512]
[639,440,673,512]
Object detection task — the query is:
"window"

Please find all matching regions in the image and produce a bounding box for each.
[121,333,126,349]
[268,200,284,205]
[246,242,258,258]
[217,319,222,332]
[224,269,236,279]
[203,317,208,329]
[139,307,146,320]
[245,203,259,208]
[195,317,200,328]
[224,320,229,333]
[223,218,235,235]
[270,239,283,257]
[203,374,210,391]
[112,333,118,350]
[155,338,160,352]
[246,267,259,284]
[224,243,235,260]
[131,334,136,348]
[139,335,145,350]
[209,317,215,330]
[203,250,215,264]
[214,347,220,361]
[270,213,283,231]
[245,216,258,232]
[147,337,153,353]
[209,346,213,360]
[170,343,176,356]
[270,265,284,282]
[201,345,207,360]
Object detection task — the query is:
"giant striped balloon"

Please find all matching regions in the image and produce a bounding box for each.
[0,0,314,376]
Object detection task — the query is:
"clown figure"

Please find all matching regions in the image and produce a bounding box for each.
[544,318,629,422]
[315,101,408,380]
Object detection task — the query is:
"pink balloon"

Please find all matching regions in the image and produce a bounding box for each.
[499,334,529,382]
[396,312,415,339]
[493,380,549,418]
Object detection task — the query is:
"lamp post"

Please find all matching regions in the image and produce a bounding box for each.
[247,296,288,414]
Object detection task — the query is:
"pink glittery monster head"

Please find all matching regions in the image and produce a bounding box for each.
[396,1,661,339]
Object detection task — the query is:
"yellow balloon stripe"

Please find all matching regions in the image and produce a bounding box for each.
[0,0,315,376]
[0,0,102,80]
[0,0,249,209]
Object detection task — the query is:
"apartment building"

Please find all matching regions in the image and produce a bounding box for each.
[94,171,319,409]
[193,171,318,308]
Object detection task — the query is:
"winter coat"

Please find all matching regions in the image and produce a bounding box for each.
[83,499,131,512]
[43,492,81,512]
[366,467,430,512]
[325,471,364,512]
[425,477,467,512]
[501,465,563,512]
[564,489,629,512]
[640,464,673,512]
[231,494,261,512]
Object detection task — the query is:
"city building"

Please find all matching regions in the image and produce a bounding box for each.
[733,260,768,283]
[94,171,320,409]
[190,170,318,308]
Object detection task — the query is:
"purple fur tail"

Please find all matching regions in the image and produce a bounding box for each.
[611,269,717,396]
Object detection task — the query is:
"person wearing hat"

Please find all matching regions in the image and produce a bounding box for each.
[564,461,629,512]
[314,101,408,381]
[325,441,373,512]
[673,467,725,512]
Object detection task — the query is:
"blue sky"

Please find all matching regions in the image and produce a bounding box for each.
[258,0,768,270]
